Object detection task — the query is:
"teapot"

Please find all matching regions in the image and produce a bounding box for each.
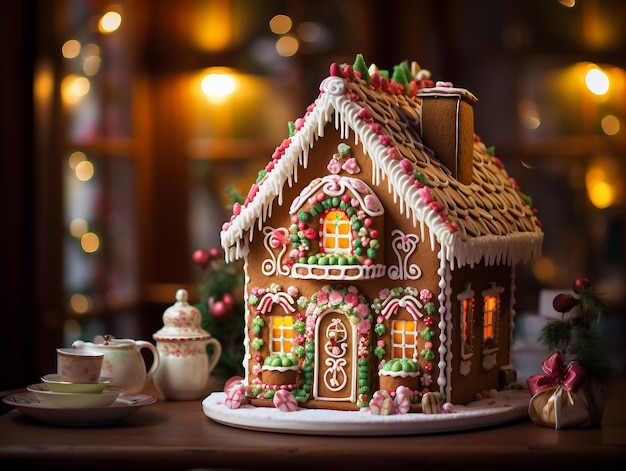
[72,336,160,394]
[152,289,222,400]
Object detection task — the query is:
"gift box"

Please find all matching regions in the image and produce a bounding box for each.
[527,351,605,429]
[526,277,611,429]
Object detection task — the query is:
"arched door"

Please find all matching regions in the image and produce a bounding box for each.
[313,310,358,403]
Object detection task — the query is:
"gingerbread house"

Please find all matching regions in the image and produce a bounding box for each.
[220,56,543,410]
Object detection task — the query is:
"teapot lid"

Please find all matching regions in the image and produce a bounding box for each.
[153,289,211,341]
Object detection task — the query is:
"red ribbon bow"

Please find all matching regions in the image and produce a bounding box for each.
[526,351,587,396]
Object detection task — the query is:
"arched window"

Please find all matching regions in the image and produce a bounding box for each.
[322,210,352,254]
[482,294,499,350]
[461,296,475,358]
[270,315,294,353]
[391,319,419,359]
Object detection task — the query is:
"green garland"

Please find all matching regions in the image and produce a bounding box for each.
[193,251,246,380]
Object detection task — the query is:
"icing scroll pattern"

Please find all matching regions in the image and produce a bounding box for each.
[323,318,349,391]
[261,226,290,276]
[388,229,422,280]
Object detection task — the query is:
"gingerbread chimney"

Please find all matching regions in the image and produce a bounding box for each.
[417,87,478,185]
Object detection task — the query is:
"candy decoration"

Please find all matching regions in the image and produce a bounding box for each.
[273,389,298,412]
[224,376,244,392]
[442,402,454,413]
[421,391,440,414]
[369,390,393,415]
[394,386,412,414]
[224,383,246,410]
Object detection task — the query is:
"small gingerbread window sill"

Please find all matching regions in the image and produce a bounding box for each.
[290,263,386,280]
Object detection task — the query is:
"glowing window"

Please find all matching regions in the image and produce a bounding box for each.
[391,320,419,359]
[270,315,294,353]
[461,296,474,356]
[322,211,352,254]
[482,295,499,349]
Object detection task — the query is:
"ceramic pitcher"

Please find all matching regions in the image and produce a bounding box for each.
[72,337,160,394]
[153,288,221,400]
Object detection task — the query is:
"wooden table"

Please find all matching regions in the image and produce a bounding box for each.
[1,376,625,471]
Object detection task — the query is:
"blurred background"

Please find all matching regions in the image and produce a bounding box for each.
[2,0,625,391]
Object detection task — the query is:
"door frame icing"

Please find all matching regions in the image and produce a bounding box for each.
[313,308,358,402]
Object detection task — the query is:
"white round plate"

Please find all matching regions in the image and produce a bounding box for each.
[41,374,112,393]
[203,389,530,436]
[3,392,157,426]
[26,383,123,408]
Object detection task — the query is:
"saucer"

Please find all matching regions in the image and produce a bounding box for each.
[3,391,156,426]
[41,374,112,393]
[26,383,123,408]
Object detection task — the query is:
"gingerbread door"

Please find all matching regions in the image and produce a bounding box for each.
[313,310,358,403]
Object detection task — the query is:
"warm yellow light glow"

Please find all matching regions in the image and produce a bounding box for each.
[585,67,610,95]
[99,10,122,33]
[69,294,91,314]
[270,14,292,34]
[69,218,89,238]
[587,181,615,209]
[62,39,81,59]
[532,257,556,284]
[201,70,237,102]
[61,75,91,104]
[75,160,95,181]
[68,151,87,169]
[34,62,54,105]
[80,232,100,253]
[276,35,299,57]
[585,155,623,209]
[192,0,232,51]
[601,115,620,136]
[558,0,575,7]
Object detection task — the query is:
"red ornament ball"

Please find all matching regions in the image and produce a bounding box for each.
[222,293,234,307]
[553,293,579,313]
[211,300,233,321]
[192,249,210,268]
[572,277,591,294]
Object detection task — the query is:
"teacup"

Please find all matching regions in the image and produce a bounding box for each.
[56,347,104,383]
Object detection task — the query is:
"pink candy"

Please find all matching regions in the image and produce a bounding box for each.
[224,383,246,410]
[394,386,412,414]
[273,389,298,412]
[369,390,393,415]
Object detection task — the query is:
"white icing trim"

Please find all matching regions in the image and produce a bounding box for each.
[261,365,298,372]
[439,251,452,402]
[378,370,420,379]
[418,86,478,104]
[241,245,251,382]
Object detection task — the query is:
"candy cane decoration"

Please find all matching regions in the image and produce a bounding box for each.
[257,291,296,315]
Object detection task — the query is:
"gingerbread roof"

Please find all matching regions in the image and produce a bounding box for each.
[221,60,543,269]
